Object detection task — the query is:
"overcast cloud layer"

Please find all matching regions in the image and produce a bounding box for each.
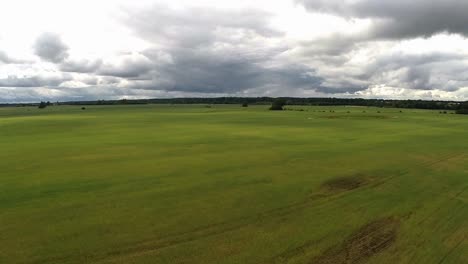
[1,0,468,102]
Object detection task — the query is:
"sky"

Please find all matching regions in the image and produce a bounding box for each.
[1,0,468,102]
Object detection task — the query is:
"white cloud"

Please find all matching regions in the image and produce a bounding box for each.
[0,0,467,102]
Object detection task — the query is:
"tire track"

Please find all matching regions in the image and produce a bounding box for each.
[92,199,317,263]
[437,236,465,264]
[417,185,468,226]
[259,236,329,264]
[92,179,392,263]
[86,153,465,263]
[260,153,466,264]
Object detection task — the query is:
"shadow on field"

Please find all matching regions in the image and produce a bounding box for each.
[311,217,400,264]
[321,115,391,119]
[321,176,368,193]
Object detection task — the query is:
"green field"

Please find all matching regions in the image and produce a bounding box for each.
[1,104,467,264]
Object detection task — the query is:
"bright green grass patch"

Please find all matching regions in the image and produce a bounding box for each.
[1,104,467,264]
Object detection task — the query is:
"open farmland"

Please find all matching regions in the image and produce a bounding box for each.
[1,104,467,264]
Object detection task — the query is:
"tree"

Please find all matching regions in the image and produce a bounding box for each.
[456,102,468,115]
[38,101,47,109]
[269,98,286,111]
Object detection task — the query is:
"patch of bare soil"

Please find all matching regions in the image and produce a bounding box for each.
[310,217,399,264]
[322,176,367,192]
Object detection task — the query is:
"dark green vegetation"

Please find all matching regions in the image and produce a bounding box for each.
[1,105,467,264]
[456,102,468,115]
[37,101,51,109]
[2,97,466,111]
[270,98,287,111]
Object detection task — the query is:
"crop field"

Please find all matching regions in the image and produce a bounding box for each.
[1,104,467,264]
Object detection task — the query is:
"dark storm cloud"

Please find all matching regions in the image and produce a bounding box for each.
[327,51,468,93]
[369,52,468,91]
[140,48,322,93]
[5,1,464,102]
[59,53,154,79]
[310,72,371,94]
[299,49,468,94]
[60,59,103,73]
[0,75,72,88]
[125,5,282,48]
[299,35,359,56]
[119,5,323,94]
[298,0,468,39]
[96,54,154,78]
[291,34,368,68]
[34,33,69,63]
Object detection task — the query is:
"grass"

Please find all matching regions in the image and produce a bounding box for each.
[0,104,467,264]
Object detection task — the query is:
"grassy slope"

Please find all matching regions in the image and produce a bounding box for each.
[0,105,467,264]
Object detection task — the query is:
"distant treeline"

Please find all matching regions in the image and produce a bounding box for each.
[1,97,467,112]
[456,102,468,115]
[52,97,467,111]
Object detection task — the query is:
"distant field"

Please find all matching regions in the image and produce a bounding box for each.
[1,104,467,264]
